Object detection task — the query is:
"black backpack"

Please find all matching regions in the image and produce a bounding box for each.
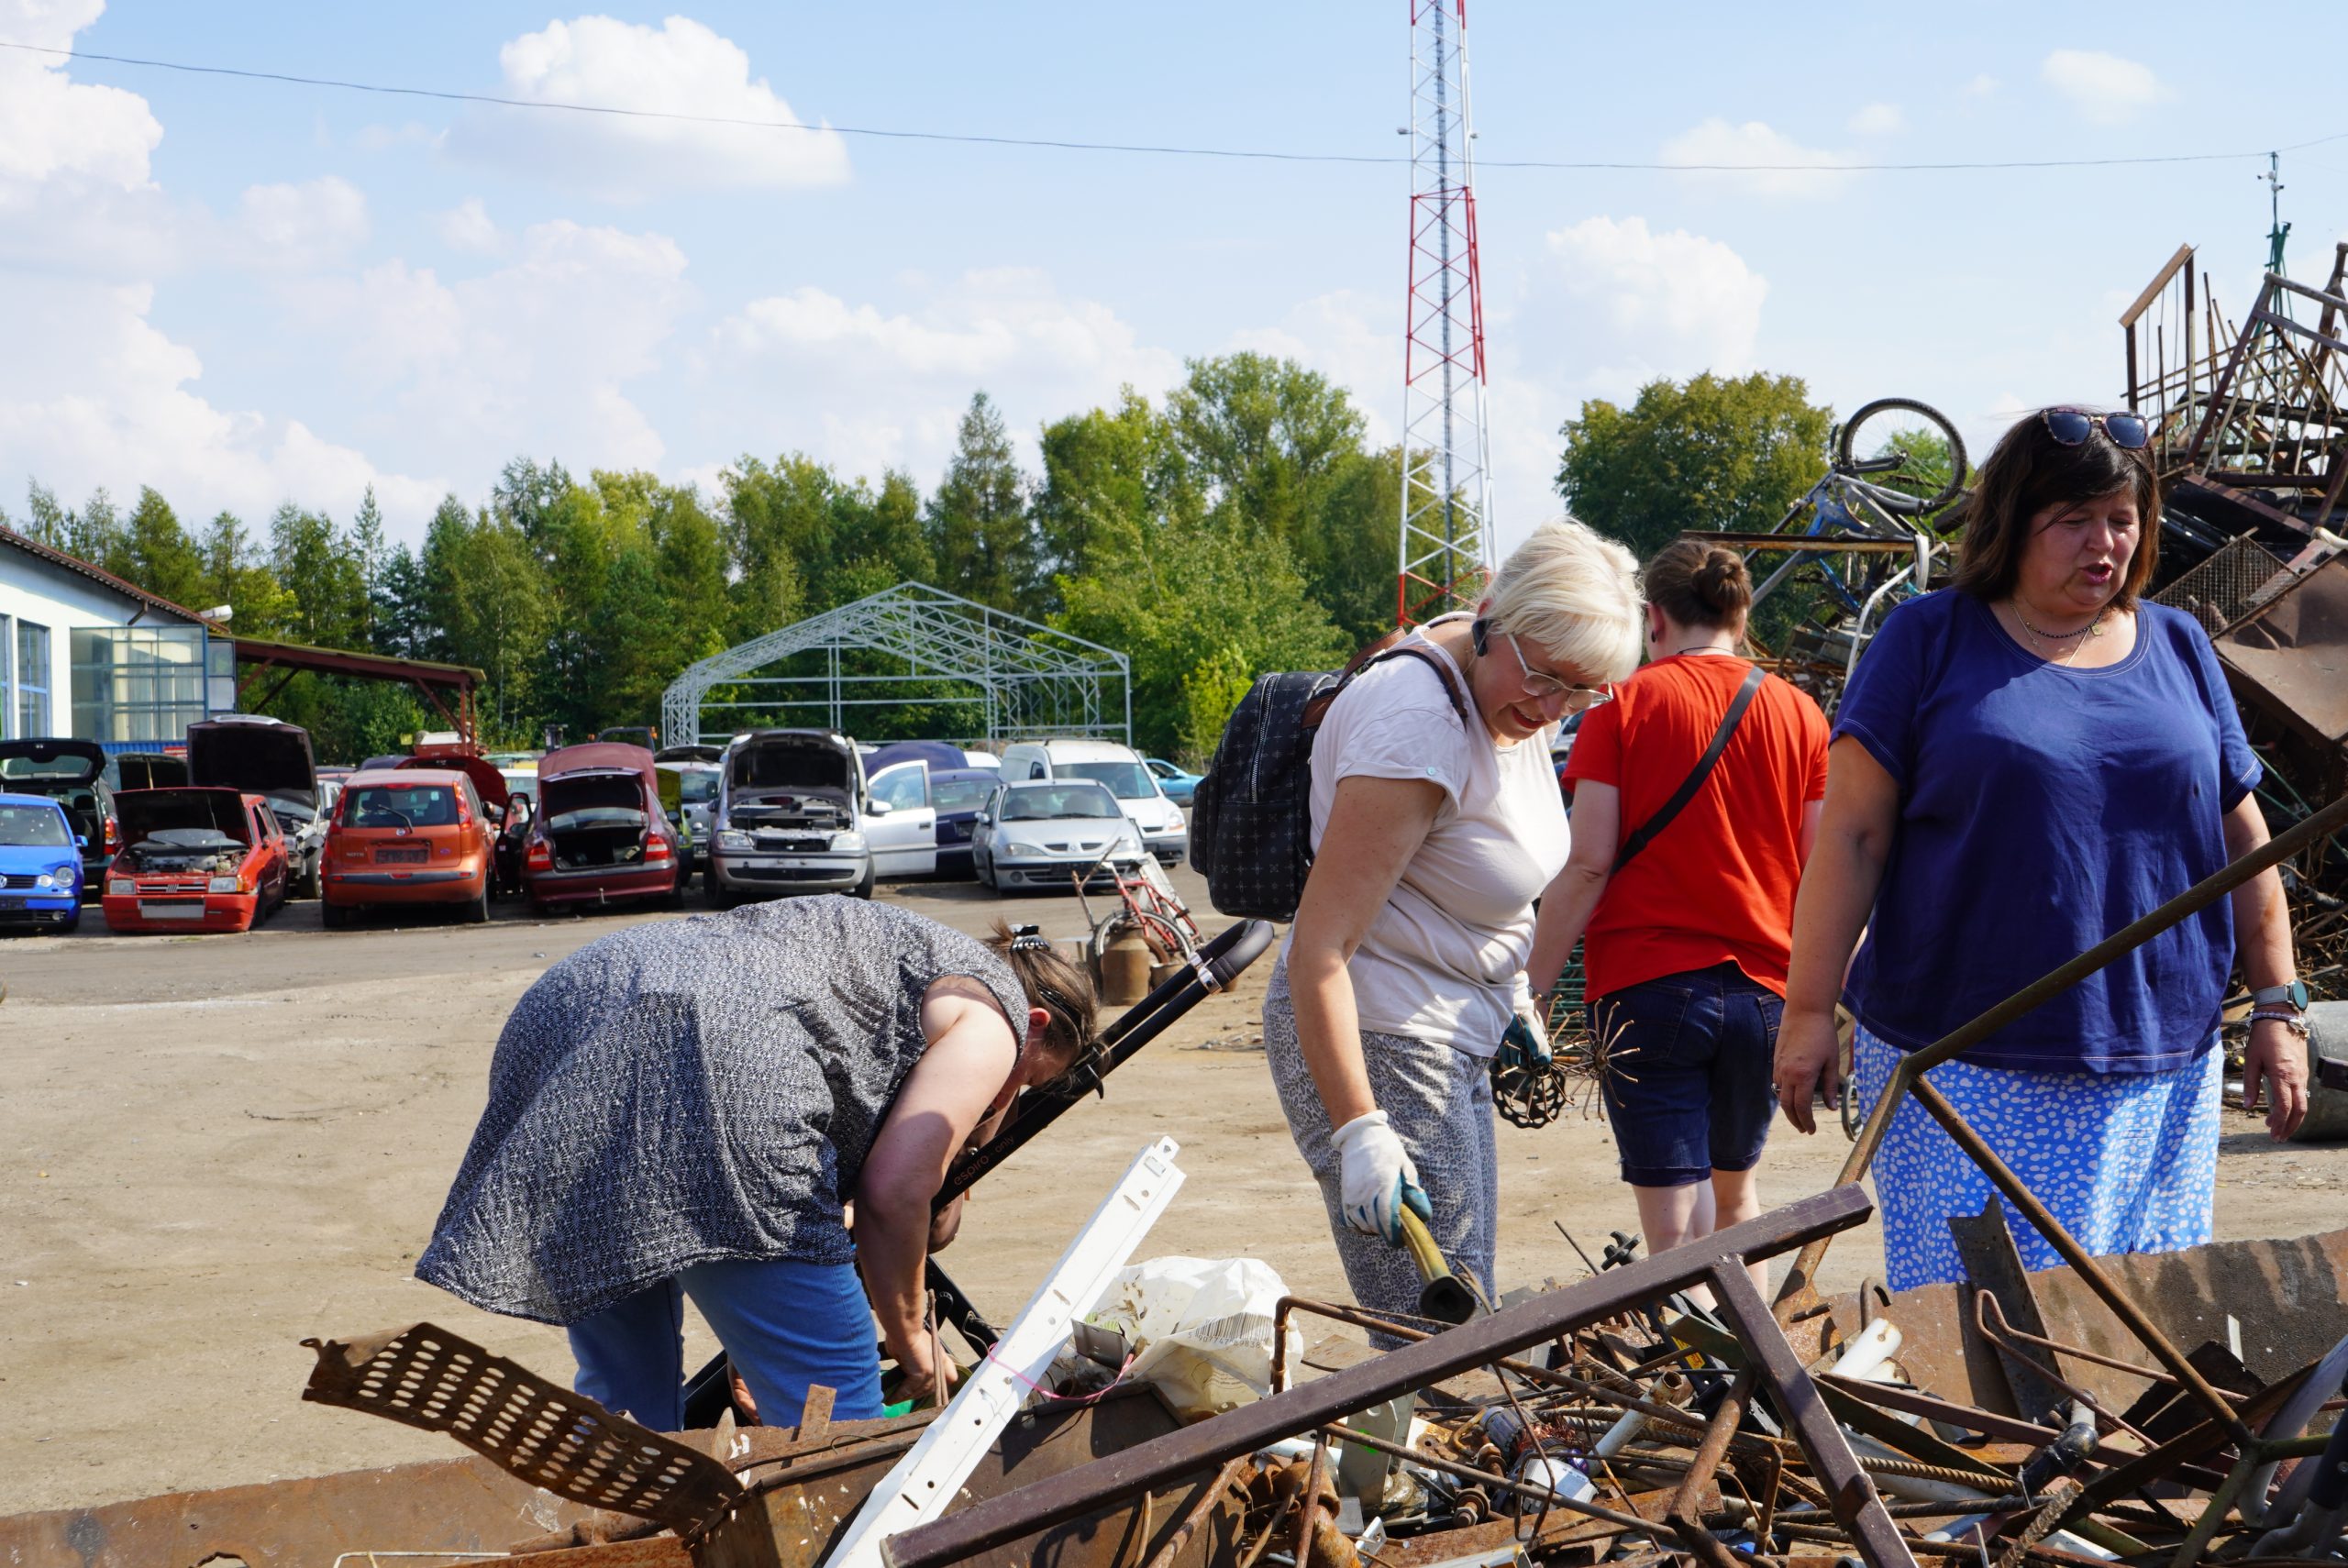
[1191,633,1471,921]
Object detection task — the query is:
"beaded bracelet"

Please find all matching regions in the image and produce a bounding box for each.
[2247,1007,2312,1038]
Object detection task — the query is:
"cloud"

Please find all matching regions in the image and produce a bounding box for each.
[354,122,444,153]
[235,177,370,270]
[451,16,850,200]
[1963,73,1999,97]
[703,269,1182,484]
[2040,50,2167,124]
[0,0,161,190]
[1847,103,1904,137]
[1658,118,1855,199]
[1539,216,1768,381]
[434,197,504,256]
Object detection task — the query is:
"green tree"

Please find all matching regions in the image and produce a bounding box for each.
[269,503,370,648]
[122,487,205,609]
[1055,523,1347,756]
[197,511,296,638]
[350,485,388,647]
[923,392,1035,610]
[21,482,72,549]
[69,487,127,576]
[1033,390,1199,591]
[1555,371,1833,561]
[1178,643,1257,763]
[1166,354,1367,543]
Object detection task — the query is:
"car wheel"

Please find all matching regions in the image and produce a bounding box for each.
[666,869,688,909]
[296,857,322,900]
[705,879,735,911]
[465,878,491,924]
[58,910,80,935]
[321,900,348,930]
[850,863,875,900]
[975,854,993,889]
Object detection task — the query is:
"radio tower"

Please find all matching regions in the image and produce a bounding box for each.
[1398,0,1493,626]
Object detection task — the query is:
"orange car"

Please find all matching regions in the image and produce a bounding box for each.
[321,767,496,927]
[101,788,292,934]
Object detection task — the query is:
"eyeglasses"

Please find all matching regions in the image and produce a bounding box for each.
[2043,408,2150,450]
[1501,631,1611,712]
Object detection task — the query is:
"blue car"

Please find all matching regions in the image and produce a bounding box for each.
[1144,757,1202,805]
[0,792,84,933]
[928,767,1003,879]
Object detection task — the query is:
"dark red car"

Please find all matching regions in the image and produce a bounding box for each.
[522,743,683,916]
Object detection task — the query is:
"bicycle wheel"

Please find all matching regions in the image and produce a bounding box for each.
[1835,398,1967,516]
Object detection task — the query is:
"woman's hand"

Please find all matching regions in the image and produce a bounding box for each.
[2242,1018,2309,1141]
[890,1333,958,1407]
[1774,1008,1843,1135]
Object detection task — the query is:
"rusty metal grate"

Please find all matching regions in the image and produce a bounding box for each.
[302,1323,741,1532]
[2154,535,2297,635]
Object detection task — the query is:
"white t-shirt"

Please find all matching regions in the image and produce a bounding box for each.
[1295,625,1571,1055]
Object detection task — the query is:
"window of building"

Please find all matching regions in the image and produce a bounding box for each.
[16,620,50,737]
[70,624,209,743]
[0,613,12,740]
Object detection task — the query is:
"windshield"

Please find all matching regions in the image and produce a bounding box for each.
[933,777,995,813]
[680,771,718,802]
[1002,784,1120,822]
[344,784,460,828]
[0,803,70,847]
[1060,761,1156,799]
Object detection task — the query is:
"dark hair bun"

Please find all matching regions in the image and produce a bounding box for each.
[1694,547,1750,613]
[1642,537,1753,630]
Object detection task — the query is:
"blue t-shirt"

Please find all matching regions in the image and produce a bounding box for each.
[1833,591,2258,1074]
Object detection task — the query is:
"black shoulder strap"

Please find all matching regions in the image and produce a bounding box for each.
[1611,664,1767,874]
[1368,645,1474,727]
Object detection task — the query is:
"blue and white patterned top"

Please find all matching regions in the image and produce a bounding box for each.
[416,897,1026,1325]
[1834,591,2258,1074]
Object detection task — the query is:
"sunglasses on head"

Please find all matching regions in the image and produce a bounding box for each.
[2042,408,2149,450]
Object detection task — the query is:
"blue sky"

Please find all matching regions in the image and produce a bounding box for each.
[4,1,2343,553]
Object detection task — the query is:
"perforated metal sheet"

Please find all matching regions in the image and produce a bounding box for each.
[2154,535,2296,635]
[302,1322,742,1533]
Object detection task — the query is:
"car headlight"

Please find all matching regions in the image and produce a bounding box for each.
[208,875,241,893]
[716,829,753,852]
[831,831,867,853]
[107,878,134,897]
[53,864,77,883]
[34,873,53,889]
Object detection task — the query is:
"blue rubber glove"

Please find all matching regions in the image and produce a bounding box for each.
[1498,1010,1552,1073]
[1332,1110,1434,1243]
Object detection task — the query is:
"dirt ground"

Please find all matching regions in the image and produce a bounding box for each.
[4,867,2345,1515]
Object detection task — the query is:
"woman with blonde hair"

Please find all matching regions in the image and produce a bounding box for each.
[1267,518,1644,1321]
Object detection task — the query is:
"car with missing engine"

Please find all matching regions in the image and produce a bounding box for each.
[969,778,1149,893]
[101,787,292,934]
[704,729,878,906]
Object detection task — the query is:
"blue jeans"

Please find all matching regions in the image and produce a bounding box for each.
[566,1257,884,1430]
[1589,963,1780,1188]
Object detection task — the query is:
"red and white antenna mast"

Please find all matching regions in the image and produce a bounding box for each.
[1398,0,1492,626]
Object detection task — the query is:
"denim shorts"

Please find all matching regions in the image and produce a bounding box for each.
[1589,962,1781,1188]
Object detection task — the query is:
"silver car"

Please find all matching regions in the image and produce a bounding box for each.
[971,779,1147,893]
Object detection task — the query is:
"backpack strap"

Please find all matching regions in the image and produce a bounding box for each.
[1302,633,1474,730]
[1611,664,1767,874]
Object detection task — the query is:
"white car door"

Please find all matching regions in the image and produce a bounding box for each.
[864,762,938,878]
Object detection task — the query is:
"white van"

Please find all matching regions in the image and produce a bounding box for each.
[994,738,1186,864]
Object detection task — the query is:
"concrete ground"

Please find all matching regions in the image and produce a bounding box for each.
[3,867,2343,1514]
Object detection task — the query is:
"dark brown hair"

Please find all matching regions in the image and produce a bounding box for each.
[1951,411,2160,606]
[1643,539,1752,630]
[986,920,1100,1069]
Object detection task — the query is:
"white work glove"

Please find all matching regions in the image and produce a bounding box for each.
[1332,1110,1434,1244]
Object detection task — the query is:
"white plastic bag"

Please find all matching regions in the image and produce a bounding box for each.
[1082,1255,1296,1420]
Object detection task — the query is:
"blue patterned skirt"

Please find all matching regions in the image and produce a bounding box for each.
[1855,1025,2221,1292]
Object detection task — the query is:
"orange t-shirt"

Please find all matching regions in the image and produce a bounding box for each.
[1561,655,1829,1000]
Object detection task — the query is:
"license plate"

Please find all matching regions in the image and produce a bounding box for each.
[772,857,826,869]
[376,846,429,864]
[0,896,21,909]
[139,902,205,920]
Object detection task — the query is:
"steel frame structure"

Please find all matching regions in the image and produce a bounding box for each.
[658,582,1131,748]
[1398,0,1494,626]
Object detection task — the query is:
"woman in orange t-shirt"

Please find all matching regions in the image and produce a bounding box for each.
[1529,540,1828,1278]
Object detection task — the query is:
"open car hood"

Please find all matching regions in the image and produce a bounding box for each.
[727,732,856,797]
[116,788,249,846]
[394,753,510,812]
[187,718,316,813]
[0,737,106,789]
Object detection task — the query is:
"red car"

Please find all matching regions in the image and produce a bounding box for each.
[522,742,684,916]
[101,788,292,934]
[322,767,497,926]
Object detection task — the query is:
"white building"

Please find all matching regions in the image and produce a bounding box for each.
[0,526,235,746]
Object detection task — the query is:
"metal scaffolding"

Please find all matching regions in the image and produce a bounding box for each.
[659,581,1132,747]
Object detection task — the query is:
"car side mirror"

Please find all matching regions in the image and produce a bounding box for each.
[73,834,88,849]
[975,812,991,824]
[868,799,893,816]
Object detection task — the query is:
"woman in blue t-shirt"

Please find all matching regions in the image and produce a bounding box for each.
[1771,407,2308,1291]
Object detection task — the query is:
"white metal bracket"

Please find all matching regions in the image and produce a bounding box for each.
[826,1136,1186,1568]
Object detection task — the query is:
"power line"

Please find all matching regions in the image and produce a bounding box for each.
[6,37,2347,173]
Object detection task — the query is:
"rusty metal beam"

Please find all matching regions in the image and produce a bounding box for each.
[880,1185,1877,1568]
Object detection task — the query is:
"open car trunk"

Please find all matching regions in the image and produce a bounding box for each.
[541,773,650,869]
[0,739,108,844]
[116,790,250,874]
[186,719,316,820]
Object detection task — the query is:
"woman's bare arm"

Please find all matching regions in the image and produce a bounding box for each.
[2225,794,2307,1139]
[1527,781,1618,997]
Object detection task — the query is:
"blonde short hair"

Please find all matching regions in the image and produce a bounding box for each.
[1479,518,1645,682]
